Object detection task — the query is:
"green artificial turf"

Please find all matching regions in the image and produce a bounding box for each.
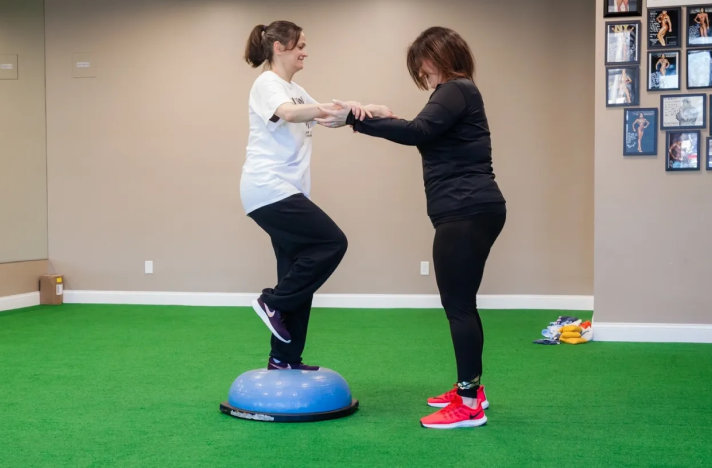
[1,304,711,467]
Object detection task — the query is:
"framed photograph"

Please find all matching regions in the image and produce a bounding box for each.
[648,8,681,49]
[660,94,707,129]
[647,50,680,90]
[686,6,712,47]
[648,0,709,8]
[706,137,712,170]
[665,131,700,171]
[605,0,642,17]
[606,21,641,65]
[687,48,712,89]
[624,108,658,155]
[607,67,640,107]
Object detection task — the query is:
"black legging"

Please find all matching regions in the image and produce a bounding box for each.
[432,211,506,398]
[249,194,348,364]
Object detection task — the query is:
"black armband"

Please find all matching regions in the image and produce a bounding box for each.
[345,110,356,126]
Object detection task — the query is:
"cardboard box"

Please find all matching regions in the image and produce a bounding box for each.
[40,275,64,305]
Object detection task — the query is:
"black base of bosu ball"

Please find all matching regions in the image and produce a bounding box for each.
[220,367,359,423]
[220,399,359,423]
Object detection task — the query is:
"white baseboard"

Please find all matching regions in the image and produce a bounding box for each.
[12,291,712,343]
[63,290,594,311]
[0,292,40,312]
[593,322,712,344]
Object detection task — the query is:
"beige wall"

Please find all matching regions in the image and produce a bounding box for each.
[595,0,712,324]
[0,260,48,296]
[0,0,48,266]
[45,0,594,295]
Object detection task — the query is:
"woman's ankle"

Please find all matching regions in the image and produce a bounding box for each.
[461,396,478,409]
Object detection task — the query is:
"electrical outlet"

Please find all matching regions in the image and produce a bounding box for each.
[420,261,430,276]
[145,261,153,274]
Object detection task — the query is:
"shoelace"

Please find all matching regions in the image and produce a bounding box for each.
[440,402,475,420]
[439,387,458,401]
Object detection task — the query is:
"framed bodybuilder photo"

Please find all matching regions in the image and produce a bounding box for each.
[607,67,640,107]
[648,0,711,7]
[706,137,712,170]
[660,94,707,130]
[606,21,641,65]
[624,108,658,156]
[648,8,681,49]
[665,131,700,171]
[647,50,680,91]
[687,6,712,47]
[687,48,712,89]
[604,0,642,17]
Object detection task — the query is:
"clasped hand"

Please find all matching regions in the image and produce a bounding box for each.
[315,99,398,129]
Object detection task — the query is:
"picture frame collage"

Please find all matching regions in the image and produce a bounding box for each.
[605,0,712,171]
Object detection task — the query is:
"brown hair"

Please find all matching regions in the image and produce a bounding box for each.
[245,21,303,68]
[406,27,475,90]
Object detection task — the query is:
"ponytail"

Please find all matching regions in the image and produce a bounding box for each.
[245,24,267,68]
[244,21,303,68]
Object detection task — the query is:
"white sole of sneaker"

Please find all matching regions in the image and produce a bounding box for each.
[428,400,489,409]
[421,415,488,429]
[251,299,291,343]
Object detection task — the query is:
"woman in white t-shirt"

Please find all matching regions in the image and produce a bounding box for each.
[241,20,393,370]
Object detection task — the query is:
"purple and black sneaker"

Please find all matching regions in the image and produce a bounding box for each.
[268,357,320,371]
[251,298,291,343]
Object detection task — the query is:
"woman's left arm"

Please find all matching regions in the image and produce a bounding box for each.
[319,82,467,146]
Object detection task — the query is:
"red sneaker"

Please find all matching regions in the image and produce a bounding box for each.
[420,400,487,429]
[427,384,489,409]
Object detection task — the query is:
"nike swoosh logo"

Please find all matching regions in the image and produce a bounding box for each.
[265,305,276,318]
[270,363,291,370]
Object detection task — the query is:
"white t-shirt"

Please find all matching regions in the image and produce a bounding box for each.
[240,70,317,214]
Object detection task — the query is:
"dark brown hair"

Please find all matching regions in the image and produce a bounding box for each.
[406,27,475,90]
[245,21,302,68]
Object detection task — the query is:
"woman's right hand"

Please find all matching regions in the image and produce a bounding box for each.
[316,100,352,127]
[364,104,398,119]
[316,100,399,129]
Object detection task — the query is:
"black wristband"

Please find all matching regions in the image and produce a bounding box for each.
[345,110,356,126]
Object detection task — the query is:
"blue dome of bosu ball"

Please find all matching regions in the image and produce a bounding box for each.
[219,367,359,422]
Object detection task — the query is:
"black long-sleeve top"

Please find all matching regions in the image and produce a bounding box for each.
[346,78,506,226]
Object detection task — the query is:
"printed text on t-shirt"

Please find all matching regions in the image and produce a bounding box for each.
[292,97,313,137]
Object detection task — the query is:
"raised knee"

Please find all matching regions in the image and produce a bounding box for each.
[335,231,348,256]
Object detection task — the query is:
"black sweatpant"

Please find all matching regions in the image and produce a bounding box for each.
[432,211,506,398]
[248,194,348,364]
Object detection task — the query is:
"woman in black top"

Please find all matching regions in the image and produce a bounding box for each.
[317,26,506,429]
